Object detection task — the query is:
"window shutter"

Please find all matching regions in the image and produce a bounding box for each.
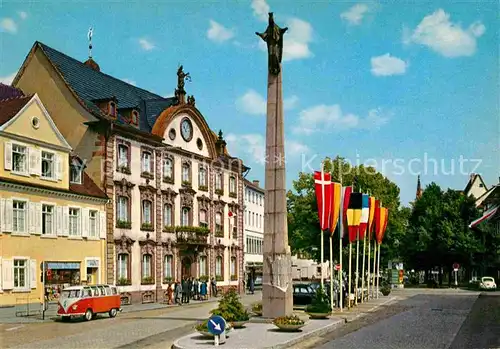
[82,208,89,238]
[4,198,12,233]
[0,198,4,232]
[29,147,38,176]
[56,206,63,236]
[150,154,154,176]
[4,142,12,170]
[63,206,69,236]
[29,202,36,234]
[2,259,13,290]
[30,259,37,289]
[55,154,62,180]
[36,202,42,235]
[99,210,106,239]
[0,257,2,292]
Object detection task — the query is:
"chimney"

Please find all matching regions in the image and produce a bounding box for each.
[253,180,260,187]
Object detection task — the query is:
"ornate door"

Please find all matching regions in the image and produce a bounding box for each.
[182,257,192,279]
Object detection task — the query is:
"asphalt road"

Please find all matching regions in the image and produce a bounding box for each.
[310,292,500,349]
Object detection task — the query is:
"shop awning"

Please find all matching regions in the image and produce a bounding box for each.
[46,262,81,270]
[469,205,499,228]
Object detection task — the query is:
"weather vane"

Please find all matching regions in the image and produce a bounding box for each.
[87,27,93,58]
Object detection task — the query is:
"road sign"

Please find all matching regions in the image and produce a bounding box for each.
[334,264,341,271]
[453,263,460,271]
[207,315,226,336]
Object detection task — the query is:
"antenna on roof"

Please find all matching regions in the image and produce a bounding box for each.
[87,27,93,58]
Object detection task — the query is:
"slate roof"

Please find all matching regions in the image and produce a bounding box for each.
[36,42,177,133]
[0,83,24,100]
[0,95,32,127]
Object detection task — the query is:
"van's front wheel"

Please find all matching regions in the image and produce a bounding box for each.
[84,309,93,321]
[109,308,117,318]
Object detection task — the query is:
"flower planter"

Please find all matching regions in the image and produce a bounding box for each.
[307,312,331,319]
[273,323,306,332]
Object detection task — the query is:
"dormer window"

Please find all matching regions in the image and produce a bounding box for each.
[109,102,117,117]
[131,110,139,126]
[70,164,82,184]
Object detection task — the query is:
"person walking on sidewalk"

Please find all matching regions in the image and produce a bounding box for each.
[211,277,217,297]
[167,283,173,305]
[200,280,208,300]
[182,278,189,304]
[193,278,199,300]
[174,281,182,306]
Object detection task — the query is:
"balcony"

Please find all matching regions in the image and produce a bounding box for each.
[171,226,210,245]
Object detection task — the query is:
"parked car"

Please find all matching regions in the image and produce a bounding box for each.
[293,284,315,305]
[254,276,262,289]
[479,276,497,290]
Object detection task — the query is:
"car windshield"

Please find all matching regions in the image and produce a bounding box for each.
[482,277,494,282]
[61,289,81,299]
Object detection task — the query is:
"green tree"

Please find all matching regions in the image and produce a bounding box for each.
[287,156,406,265]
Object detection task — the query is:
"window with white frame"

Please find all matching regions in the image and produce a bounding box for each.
[141,151,152,173]
[13,200,27,233]
[199,166,207,187]
[70,164,82,184]
[117,144,129,168]
[163,158,173,179]
[117,253,129,280]
[182,163,190,183]
[215,173,222,190]
[142,254,152,279]
[199,256,207,276]
[181,207,190,226]
[229,176,236,193]
[215,212,222,233]
[163,204,172,227]
[164,255,173,279]
[41,151,55,179]
[42,204,54,235]
[215,256,222,277]
[12,144,27,173]
[230,257,236,277]
[199,209,207,228]
[117,196,129,222]
[69,208,80,236]
[142,200,152,225]
[89,210,98,237]
[14,259,28,289]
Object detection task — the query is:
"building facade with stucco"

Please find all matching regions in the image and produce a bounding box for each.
[243,179,264,286]
[12,41,247,304]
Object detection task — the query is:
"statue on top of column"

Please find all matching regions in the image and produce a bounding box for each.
[256,12,288,75]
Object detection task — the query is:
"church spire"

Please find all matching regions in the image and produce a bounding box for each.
[416,175,423,200]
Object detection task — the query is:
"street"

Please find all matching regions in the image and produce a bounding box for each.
[308,291,500,349]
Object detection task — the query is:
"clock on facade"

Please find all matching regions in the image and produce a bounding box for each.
[180,117,193,142]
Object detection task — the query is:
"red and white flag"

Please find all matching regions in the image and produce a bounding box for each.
[314,171,333,231]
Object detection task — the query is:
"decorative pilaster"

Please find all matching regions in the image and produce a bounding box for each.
[155,149,163,300]
[105,134,116,284]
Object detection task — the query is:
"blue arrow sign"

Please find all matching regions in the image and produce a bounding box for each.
[207,315,226,335]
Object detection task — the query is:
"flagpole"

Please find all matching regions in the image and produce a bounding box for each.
[367,224,371,299]
[329,230,334,311]
[339,170,343,312]
[377,242,381,299]
[347,183,353,309]
[372,240,377,298]
[361,225,367,303]
[320,161,325,290]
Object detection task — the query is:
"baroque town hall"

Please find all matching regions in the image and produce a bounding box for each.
[12,41,247,304]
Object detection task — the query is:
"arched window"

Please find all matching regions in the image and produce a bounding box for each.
[215,173,223,190]
[163,157,173,180]
[181,207,190,226]
[229,176,236,194]
[182,163,190,183]
[164,255,173,279]
[109,102,117,116]
[199,166,207,187]
[215,256,223,278]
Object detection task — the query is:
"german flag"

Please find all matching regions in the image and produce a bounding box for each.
[346,192,362,243]
[341,186,352,239]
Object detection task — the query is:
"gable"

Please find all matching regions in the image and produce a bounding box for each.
[0,94,71,150]
[163,112,210,157]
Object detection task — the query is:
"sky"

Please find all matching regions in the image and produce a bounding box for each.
[1,0,498,206]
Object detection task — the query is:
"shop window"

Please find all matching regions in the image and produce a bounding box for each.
[215,256,223,277]
[13,200,27,234]
[199,209,207,228]
[69,208,80,236]
[42,204,54,235]
[164,255,173,279]
[89,210,98,237]
[13,259,28,289]
[163,204,173,227]
[41,151,55,179]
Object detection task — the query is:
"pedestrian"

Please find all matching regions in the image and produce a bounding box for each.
[182,278,189,304]
[174,281,182,306]
[200,280,207,300]
[249,277,255,294]
[167,283,173,305]
[187,277,193,303]
[211,277,217,297]
[193,278,199,300]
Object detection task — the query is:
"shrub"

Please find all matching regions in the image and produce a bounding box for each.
[305,286,331,314]
[210,288,250,322]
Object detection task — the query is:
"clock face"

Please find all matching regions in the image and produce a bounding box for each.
[180,118,193,142]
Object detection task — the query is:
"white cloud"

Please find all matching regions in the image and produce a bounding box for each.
[340,4,369,25]
[138,38,155,51]
[0,72,17,85]
[252,0,270,22]
[18,11,27,20]
[236,90,299,115]
[293,105,389,134]
[122,78,136,86]
[207,20,235,43]
[226,133,309,166]
[370,53,408,76]
[404,9,486,57]
[0,18,17,34]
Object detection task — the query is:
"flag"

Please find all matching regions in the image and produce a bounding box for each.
[376,207,388,244]
[374,200,381,239]
[347,192,362,243]
[368,196,376,240]
[341,186,352,238]
[381,208,389,242]
[314,171,333,231]
[359,194,369,240]
[329,182,342,236]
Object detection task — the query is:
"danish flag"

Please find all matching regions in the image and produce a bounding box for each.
[314,171,333,231]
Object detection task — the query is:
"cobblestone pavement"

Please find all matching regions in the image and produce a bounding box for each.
[1,293,261,349]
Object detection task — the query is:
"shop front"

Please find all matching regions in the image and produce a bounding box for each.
[44,262,81,300]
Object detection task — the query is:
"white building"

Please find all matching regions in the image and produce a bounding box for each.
[243,179,264,284]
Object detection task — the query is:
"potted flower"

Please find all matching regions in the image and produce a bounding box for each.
[194,319,232,337]
[210,288,250,329]
[381,283,391,296]
[305,286,331,319]
[251,302,262,316]
[273,315,306,331]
